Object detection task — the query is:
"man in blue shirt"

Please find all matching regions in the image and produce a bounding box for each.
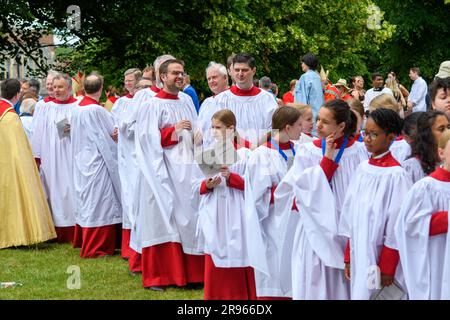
[183,74,200,114]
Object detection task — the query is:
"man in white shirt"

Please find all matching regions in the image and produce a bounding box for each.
[363,73,393,113]
[407,67,428,113]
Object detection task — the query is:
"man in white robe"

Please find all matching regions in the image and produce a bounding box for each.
[133,58,204,290]
[71,73,122,258]
[210,53,277,146]
[31,73,78,243]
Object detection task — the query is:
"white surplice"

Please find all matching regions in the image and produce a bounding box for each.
[402,156,426,184]
[390,139,411,163]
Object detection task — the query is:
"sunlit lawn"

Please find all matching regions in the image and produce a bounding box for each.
[0,243,203,300]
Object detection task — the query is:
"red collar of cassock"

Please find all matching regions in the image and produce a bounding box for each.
[0,99,15,118]
[53,96,78,104]
[265,139,294,150]
[430,167,450,182]
[368,151,400,167]
[156,90,179,100]
[230,85,261,97]
[44,96,55,103]
[395,135,404,141]
[313,135,355,149]
[78,96,101,107]
[150,86,161,94]
[125,93,133,99]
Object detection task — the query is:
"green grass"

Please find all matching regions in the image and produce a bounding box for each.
[0,243,203,300]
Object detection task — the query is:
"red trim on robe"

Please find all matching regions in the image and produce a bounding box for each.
[72,224,83,248]
[108,96,118,104]
[150,86,161,94]
[129,249,142,273]
[125,93,133,99]
[160,126,179,147]
[257,297,292,300]
[292,198,298,212]
[234,138,252,149]
[430,211,448,236]
[204,255,257,300]
[270,185,276,205]
[227,172,245,190]
[320,156,339,182]
[395,135,404,141]
[200,180,214,195]
[80,224,118,258]
[430,167,450,182]
[265,140,293,150]
[378,245,400,277]
[368,152,400,167]
[141,242,204,287]
[304,132,313,138]
[43,96,54,103]
[230,85,261,97]
[53,96,78,104]
[0,100,15,117]
[78,96,101,106]
[121,228,133,259]
[344,239,350,264]
[156,90,179,100]
[312,135,356,149]
[55,226,75,244]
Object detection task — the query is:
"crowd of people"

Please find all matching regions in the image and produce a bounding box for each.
[1,52,450,300]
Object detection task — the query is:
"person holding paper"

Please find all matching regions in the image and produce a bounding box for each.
[244,106,303,299]
[339,108,412,299]
[133,58,204,290]
[71,73,122,258]
[396,130,450,300]
[192,109,254,300]
[31,73,78,244]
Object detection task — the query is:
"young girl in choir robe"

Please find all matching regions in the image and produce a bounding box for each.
[193,109,255,300]
[244,106,303,300]
[396,130,450,299]
[403,111,450,183]
[291,103,315,147]
[339,108,413,300]
[275,99,368,300]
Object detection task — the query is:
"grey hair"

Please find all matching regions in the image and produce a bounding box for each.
[124,68,142,79]
[52,73,72,88]
[47,70,60,80]
[153,54,176,87]
[20,98,37,115]
[206,61,228,77]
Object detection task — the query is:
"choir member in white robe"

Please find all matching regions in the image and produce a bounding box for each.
[244,106,304,299]
[395,130,450,299]
[290,104,315,149]
[126,55,174,275]
[390,137,411,163]
[197,62,230,148]
[276,100,368,300]
[71,74,122,258]
[193,109,255,300]
[339,108,412,300]
[133,59,204,289]
[31,73,78,243]
[208,54,277,145]
[19,98,36,143]
[110,68,141,260]
[403,111,449,183]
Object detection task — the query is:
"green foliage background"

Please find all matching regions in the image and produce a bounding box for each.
[1,0,449,98]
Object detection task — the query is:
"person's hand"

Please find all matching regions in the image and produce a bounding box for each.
[220,166,230,181]
[324,132,337,160]
[111,128,119,143]
[194,130,203,147]
[63,123,71,134]
[381,273,394,287]
[175,120,192,133]
[205,176,221,190]
[407,101,414,111]
[344,263,351,281]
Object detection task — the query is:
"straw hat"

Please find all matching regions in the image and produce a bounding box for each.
[334,79,349,91]
[436,61,450,79]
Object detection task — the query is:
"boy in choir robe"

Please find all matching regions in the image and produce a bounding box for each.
[403,111,449,183]
[290,103,315,148]
[208,53,277,145]
[244,106,303,300]
[71,73,122,258]
[275,99,368,300]
[396,130,450,299]
[133,59,204,291]
[339,108,412,300]
[0,79,57,249]
[193,109,255,300]
[31,73,78,244]
[110,68,141,260]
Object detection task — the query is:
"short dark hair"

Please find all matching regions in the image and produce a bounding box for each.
[368,108,403,136]
[232,53,256,69]
[1,79,21,100]
[158,59,185,82]
[428,77,449,102]
[259,76,272,89]
[301,52,319,70]
[410,67,421,76]
[372,72,383,80]
[83,73,104,94]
